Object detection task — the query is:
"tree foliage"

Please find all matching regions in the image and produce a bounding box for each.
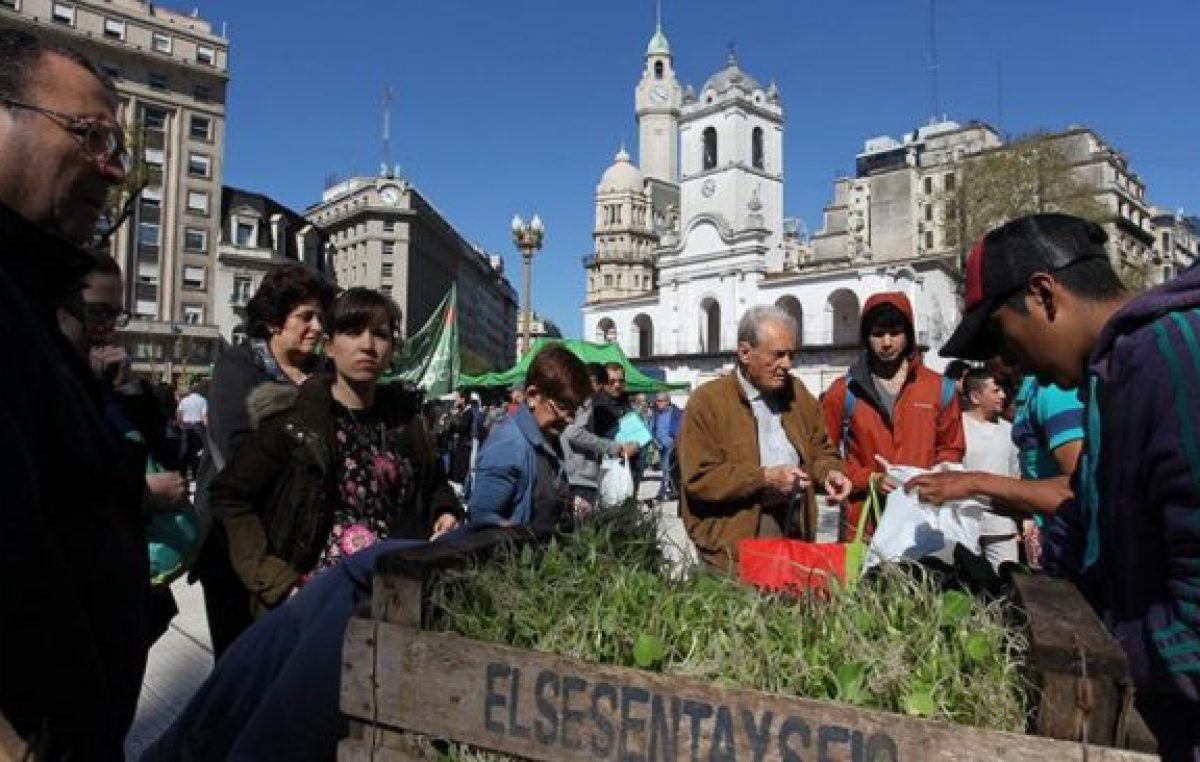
[947,131,1110,255]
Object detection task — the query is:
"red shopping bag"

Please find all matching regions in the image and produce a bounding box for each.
[738,483,880,595]
[738,539,854,593]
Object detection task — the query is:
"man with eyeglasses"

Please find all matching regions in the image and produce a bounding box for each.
[0,29,147,760]
[679,306,851,570]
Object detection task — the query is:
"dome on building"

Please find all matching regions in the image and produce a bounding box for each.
[598,147,644,193]
[703,50,761,95]
[646,23,670,56]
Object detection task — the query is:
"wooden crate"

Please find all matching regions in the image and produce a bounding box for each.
[340,545,1159,761]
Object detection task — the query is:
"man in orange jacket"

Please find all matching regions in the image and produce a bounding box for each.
[821,292,965,537]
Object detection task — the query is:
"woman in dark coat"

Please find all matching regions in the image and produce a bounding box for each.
[210,287,463,615]
[192,262,338,656]
[141,344,589,762]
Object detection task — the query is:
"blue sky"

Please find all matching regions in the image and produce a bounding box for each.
[197,0,1200,336]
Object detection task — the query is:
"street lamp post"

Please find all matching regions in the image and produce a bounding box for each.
[511,213,545,357]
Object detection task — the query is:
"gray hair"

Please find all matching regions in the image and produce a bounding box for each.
[736,305,798,347]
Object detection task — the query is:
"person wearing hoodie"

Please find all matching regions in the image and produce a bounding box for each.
[938,213,1200,760]
[821,292,965,537]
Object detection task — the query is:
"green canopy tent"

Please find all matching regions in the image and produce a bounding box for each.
[461,338,689,394]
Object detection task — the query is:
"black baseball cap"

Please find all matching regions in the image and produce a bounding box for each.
[940,214,1110,360]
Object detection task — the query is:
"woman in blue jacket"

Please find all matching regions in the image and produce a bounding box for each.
[468,344,594,532]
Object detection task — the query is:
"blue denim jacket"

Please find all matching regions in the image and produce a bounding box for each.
[468,404,562,527]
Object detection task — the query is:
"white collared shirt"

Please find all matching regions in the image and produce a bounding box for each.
[735,368,800,469]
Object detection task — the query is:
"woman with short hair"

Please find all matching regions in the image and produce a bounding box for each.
[193,262,338,656]
[468,344,594,533]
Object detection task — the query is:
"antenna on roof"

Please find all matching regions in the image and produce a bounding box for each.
[927,0,940,121]
[380,85,394,178]
[655,0,662,30]
[995,55,1005,138]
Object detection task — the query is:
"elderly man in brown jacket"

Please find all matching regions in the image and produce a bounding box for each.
[679,306,851,570]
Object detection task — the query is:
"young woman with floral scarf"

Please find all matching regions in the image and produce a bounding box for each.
[209,287,462,619]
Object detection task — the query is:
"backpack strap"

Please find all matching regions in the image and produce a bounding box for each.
[839,379,856,460]
[939,375,956,411]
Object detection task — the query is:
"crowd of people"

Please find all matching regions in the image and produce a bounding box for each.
[1,28,1197,761]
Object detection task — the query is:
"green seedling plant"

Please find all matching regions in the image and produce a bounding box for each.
[427,502,1031,760]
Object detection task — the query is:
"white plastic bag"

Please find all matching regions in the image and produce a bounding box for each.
[598,456,635,508]
[865,465,985,569]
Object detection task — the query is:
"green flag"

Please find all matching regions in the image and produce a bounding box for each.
[386,284,459,396]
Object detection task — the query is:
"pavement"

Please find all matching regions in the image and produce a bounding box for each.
[122,470,698,759]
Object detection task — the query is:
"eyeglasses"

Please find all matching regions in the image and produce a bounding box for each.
[84,303,131,329]
[2,98,130,172]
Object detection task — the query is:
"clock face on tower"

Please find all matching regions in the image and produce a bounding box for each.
[650,85,670,104]
[380,186,401,205]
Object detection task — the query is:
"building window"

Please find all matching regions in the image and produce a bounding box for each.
[1163,232,1172,251]
[193,84,211,103]
[751,127,764,170]
[149,72,168,91]
[182,265,206,290]
[924,204,933,222]
[0,0,19,9]
[187,152,211,178]
[136,260,158,286]
[103,18,125,39]
[143,147,164,167]
[382,242,395,257]
[923,176,933,195]
[925,231,934,249]
[654,60,663,80]
[382,219,395,233]
[142,106,168,132]
[604,274,613,287]
[944,173,956,192]
[381,262,394,278]
[189,115,212,141]
[196,45,216,66]
[702,126,717,170]
[186,190,209,215]
[51,3,74,25]
[182,304,204,325]
[137,223,160,246]
[184,228,207,251]
[152,32,172,54]
[234,221,255,246]
[232,276,253,305]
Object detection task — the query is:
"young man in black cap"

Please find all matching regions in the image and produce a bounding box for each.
[933,212,1200,759]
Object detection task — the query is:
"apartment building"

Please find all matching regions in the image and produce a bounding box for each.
[306,174,519,373]
[1,0,229,381]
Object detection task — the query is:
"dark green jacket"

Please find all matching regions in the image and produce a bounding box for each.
[210,373,462,609]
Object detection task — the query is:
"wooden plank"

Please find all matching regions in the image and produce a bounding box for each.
[371,573,423,627]
[341,618,1158,762]
[1015,574,1136,746]
[338,736,429,762]
[1015,574,1128,677]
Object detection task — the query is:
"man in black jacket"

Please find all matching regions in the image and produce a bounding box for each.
[0,30,148,759]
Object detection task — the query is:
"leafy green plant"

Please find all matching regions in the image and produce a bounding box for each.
[426,502,1031,760]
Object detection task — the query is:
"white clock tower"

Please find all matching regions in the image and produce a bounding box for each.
[634,20,682,184]
[678,51,784,249]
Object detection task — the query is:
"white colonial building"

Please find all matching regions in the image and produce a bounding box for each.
[581,26,963,392]
[580,24,1192,393]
